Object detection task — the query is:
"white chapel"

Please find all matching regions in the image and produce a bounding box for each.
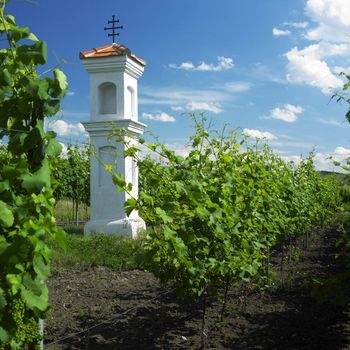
[80,43,146,238]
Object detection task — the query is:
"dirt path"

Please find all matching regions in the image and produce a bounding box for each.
[45,227,350,349]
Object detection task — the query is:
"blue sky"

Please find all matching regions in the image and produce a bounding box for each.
[7,0,350,170]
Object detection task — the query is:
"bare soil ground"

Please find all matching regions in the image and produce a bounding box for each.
[45,227,350,349]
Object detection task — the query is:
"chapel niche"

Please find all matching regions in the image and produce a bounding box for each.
[98,82,116,115]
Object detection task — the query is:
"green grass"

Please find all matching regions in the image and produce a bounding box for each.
[55,199,90,223]
[49,231,146,272]
[59,224,85,235]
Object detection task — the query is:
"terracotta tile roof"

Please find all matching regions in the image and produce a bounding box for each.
[79,43,146,66]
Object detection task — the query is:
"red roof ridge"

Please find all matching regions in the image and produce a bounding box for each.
[79,43,146,66]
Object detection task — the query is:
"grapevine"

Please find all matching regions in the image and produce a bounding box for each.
[53,144,90,224]
[111,113,339,314]
[0,1,67,348]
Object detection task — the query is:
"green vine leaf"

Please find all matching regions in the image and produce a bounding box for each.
[0,326,10,343]
[0,288,7,311]
[0,68,13,87]
[20,281,48,312]
[21,159,50,193]
[54,227,67,251]
[8,24,30,42]
[52,68,68,98]
[17,41,47,65]
[23,76,50,100]
[0,200,14,228]
[33,255,50,282]
[43,99,61,116]
[27,32,39,42]
[45,137,62,157]
[112,173,126,191]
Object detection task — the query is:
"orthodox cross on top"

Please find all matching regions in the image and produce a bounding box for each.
[104,15,123,43]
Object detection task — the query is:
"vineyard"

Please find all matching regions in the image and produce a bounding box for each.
[44,224,350,349]
[2,1,350,349]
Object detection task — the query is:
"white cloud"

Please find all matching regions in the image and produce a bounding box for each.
[48,120,86,137]
[334,66,350,75]
[142,112,176,122]
[140,82,250,109]
[273,28,291,36]
[297,42,348,58]
[186,101,223,114]
[223,82,252,93]
[181,63,195,70]
[169,56,234,72]
[140,82,249,113]
[60,110,90,118]
[243,128,277,140]
[283,153,332,170]
[164,143,190,158]
[66,91,75,96]
[283,21,309,29]
[273,149,290,155]
[279,1,350,94]
[252,63,286,84]
[285,42,348,94]
[305,0,350,43]
[313,148,350,172]
[171,101,223,114]
[282,155,302,166]
[139,141,190,161]
[313,153,331,170]
[171,106,185,112]
[140,86,231,107]
[317,118,349,127]
[271,140,316,150]
[334,146,350,156]
[264,104,303,123]
[283,152,339,171]
[282,146,350,172]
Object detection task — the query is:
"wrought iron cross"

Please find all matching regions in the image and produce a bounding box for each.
[104,15,123,43]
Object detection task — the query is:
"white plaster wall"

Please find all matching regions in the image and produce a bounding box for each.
[90,136,127,220]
